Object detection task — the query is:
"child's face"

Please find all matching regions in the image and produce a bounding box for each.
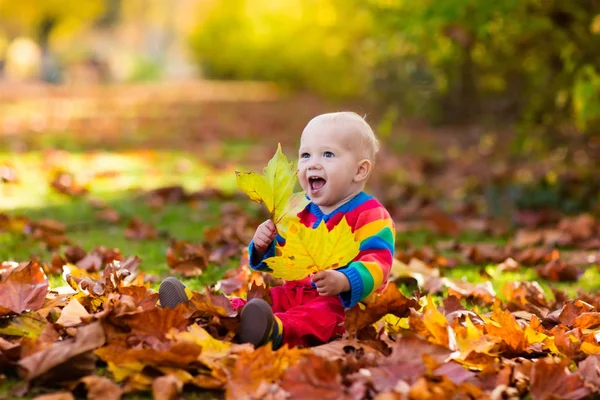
[298,123,365,213]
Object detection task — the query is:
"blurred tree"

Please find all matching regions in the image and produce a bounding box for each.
[189,0,600,145]
[0,0,105,82]
[189,0,373,97]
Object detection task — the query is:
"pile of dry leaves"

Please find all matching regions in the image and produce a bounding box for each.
[0,242,600,400]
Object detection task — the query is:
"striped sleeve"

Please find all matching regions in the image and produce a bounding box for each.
[248,234,285,270]
[338,206,395,308]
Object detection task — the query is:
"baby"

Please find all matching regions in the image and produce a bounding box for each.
[159,112,395,349]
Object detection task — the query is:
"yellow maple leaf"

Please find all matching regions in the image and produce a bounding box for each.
[264,217,360,280]
[236,144,308,235]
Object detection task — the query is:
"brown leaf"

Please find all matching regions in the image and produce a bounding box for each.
[513,229,543,248]
[427,208,460,236]
[50,170,87,197]
[95,208,120,223]
[578,355,600,390]
[311,339,385,361]
[484,303,528,355]
[502,281,549,311]
[80,375,123,400]
[76,252,103,272]
[530,358,591,400]
[443,279,496,305]
[515,247,551,266]
[462,244,507,264]
[189,291,237,319]
[433,361,477,385]
[344,283,419,336]
[124,218,158,240]
[166,240,209,277]
[572,312,600,330]
[279,354,350,400]
[152,374,183,400]
[246,281,272,304]
[95,342,202,369]
[32,392,75,400]
[56,298,91,327]
[116,286,159,314]
[120,306,189,340]
[64,246,87,264]
[0,261,48,315]
[558,302,584,327]
[536,259,582,282]
[385,334,453,366]
[19,322,105,382]
[226,345,310,399]
[558,214,596,241]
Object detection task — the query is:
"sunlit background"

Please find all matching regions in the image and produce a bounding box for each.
[1,0,600,286]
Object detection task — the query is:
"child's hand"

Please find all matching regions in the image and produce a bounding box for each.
[311,270,350,297]
[252,219,277,258]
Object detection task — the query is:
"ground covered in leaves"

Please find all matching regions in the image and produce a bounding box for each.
[2,84,600,399]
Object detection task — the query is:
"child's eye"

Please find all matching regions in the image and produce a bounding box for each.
[300,153,310,159]
[324,151,334,158]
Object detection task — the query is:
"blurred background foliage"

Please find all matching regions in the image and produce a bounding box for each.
[190,0,600,147]
[1,0,599,142]
[1,0,600,215]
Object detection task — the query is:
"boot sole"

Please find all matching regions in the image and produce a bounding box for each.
[239,298,274,347]
[159,277,189,309]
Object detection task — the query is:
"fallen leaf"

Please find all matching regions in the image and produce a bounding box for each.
[279,354,351,400]
[80,375,123,400]
[19,322,105,382]
[0,262,48,315]
[226,345,310,399]
[32,392,74,400]
[530,358,591,400]
[345,282,419,336]
[56,298,91,327]
[152,374,183,400]
[125,218,158,240]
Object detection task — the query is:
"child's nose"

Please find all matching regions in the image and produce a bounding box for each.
[308,160,322,169]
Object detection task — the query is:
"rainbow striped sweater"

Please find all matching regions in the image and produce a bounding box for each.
[249,191,395,309]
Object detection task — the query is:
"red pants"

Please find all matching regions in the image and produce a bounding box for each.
[231,280,346,348]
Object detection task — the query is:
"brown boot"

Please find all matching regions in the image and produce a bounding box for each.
[158,277,189,309]
[238,298,282,348]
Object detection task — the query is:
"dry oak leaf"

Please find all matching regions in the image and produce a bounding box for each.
[265,217,360,281]
[225,344,311,400]
[345,282,419,336]
[0,261,49,316]
[235,143,308,235]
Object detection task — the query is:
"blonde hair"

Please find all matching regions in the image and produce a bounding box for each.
[305,112,379,161]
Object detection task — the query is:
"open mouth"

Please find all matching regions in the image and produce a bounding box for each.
[309,176,326,192]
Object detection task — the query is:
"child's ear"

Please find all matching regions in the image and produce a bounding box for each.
[354,159,371,182]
